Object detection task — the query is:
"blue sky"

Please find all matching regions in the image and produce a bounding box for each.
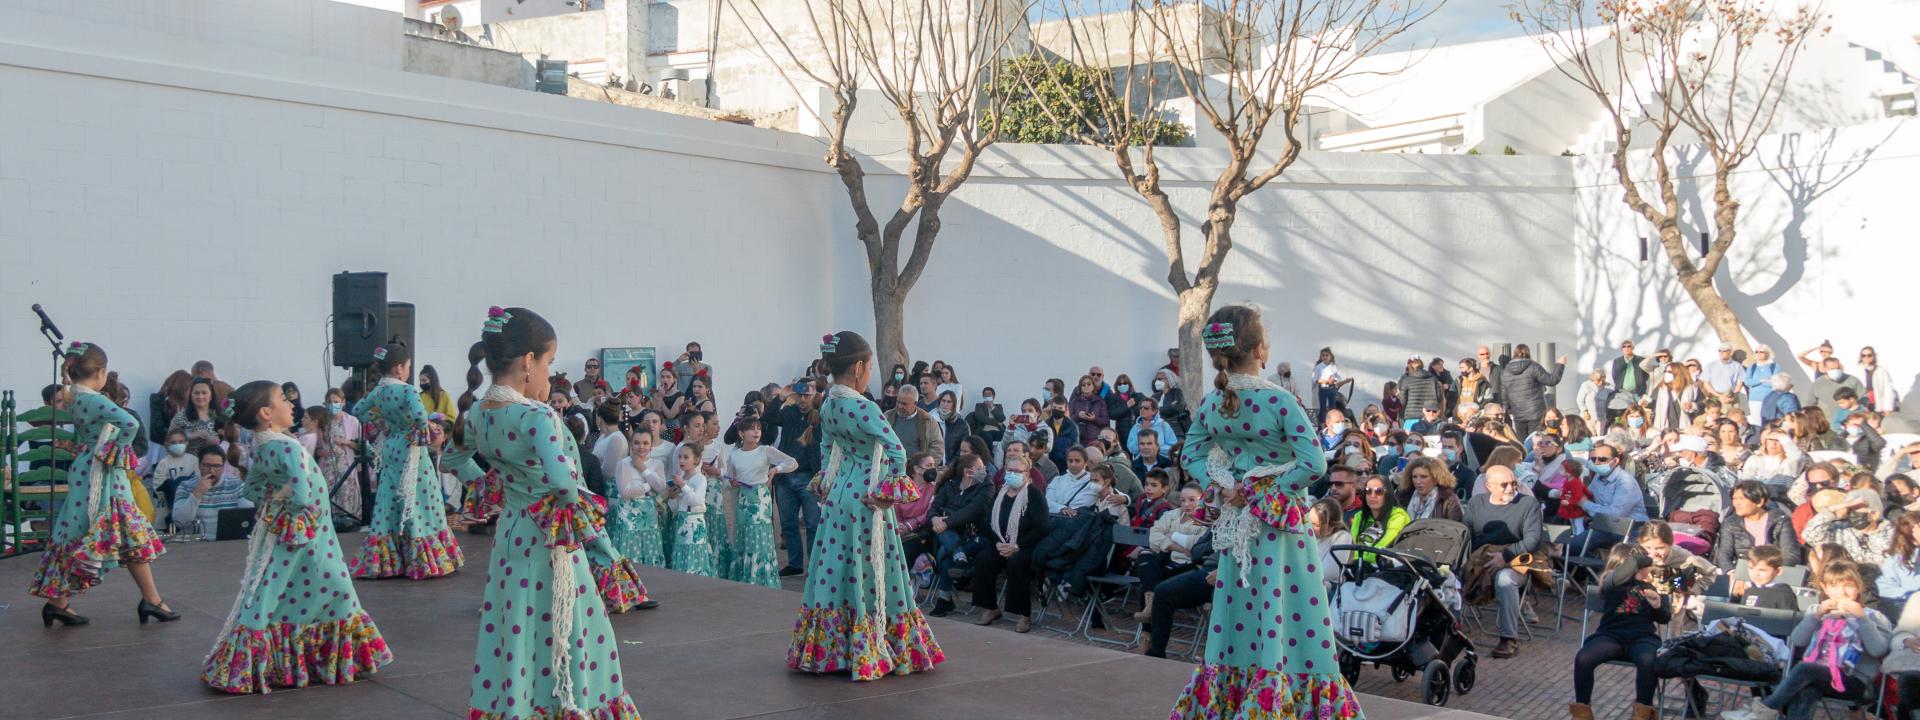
[1397,3,1530,48]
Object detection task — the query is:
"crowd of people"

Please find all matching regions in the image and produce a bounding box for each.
[16,326,1920,720]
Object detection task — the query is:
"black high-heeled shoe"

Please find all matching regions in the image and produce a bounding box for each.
[136,599,180,624]
[42,603,89,628]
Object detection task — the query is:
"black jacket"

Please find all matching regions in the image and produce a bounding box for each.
[966,401,1006,435]
[1712,505,1803,568]
[1398,368,1445,417]
[930,479,992,536]
[983,485,1050,547]
[773,402,820,475]
[1501,357,1567,422]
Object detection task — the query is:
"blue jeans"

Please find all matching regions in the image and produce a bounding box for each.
[1762,662,1867,720]
[930,530,982,592]
[773,471,821,569]
[1317,387,1340,424]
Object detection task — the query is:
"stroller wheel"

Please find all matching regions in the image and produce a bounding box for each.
[1452,655,1477,696]
[1391,665,1410,683]
[1420,660,1451,707]
[1337,650,1360,687]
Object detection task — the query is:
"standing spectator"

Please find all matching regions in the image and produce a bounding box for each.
[1313,347,1348,423]
[1861,346,1900,412]
[1806,357,1867,415]
[1458,358,1495,409]
[773,381,821,577]
[1398,356,1444,421]
[190,360,234,405]
[156,370,195,432]
[1576,370,1616,430]
[1086,366,1112,398]
[1068,375,1109,443]
[673,341,710,394]
[1501,344,1567,439]
[1649,365,1700,432]
[1269,361,1298,397]
[590,403,629,482]
[887,385,945,463]
[1466,465,1546,659]
[419,365,457,420]
[1106,374,1142,441]
[1743,345,1783,425]
[1796,340,1837,373]
[966,387,1006,447]
[1612,340,1653,406]
[168,378,222,456]
[1148,369,1189,432]
[1381,381,1405,422]
[1477,346,1505,405]
[652,365,689,433]
[573,357,607,401]
[1703,342,1744,398]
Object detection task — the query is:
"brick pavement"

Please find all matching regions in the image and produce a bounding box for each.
[775,573,1722,720]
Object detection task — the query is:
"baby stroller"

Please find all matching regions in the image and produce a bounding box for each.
[1330,519,1479,707]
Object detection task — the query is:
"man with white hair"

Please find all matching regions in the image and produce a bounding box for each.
[1704,343,1744,398]
[1463,465,1545,659]
[887,385,945,463]
[1761,374,1802,427]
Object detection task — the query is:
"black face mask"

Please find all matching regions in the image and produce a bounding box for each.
[921,468,938,483]
[1050,409,1066,419]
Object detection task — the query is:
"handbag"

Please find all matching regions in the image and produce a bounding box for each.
[1337,575,1416,645]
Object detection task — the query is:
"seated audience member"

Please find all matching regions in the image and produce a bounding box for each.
[1085,442,1142,498]
[1310,497,1354,589]
[971,466,1051,633]
[994,440,1047,495]
[1409,403,1445,434]
[1127,399,1178,457]
[171,445,253,540]
[1396,456,1464,522]
[1888,474,1920,520]
[1044,395,1082,469]
[1805,488,1895,572]
[1465,466,1546,659]
[1321,465,1362,512]
[895,452,943,567]
[1134,483,1211,621]
[967,388,1006,447]
[1567,442,1647,556]
[1349,475,1410,553]
[1637,520,1719,599]
[1733,545,1799,612]
[1029,434,1061,481]
[1138,528,1216,658]
[1879,513,1920,611]
[1723,560,1891,720]
[1045,446,1101,514]
[146,429,199,519]
[1129,469,1176,530]
[1714,480,1805,568]
[1841,411,1887,473]
[1790,466,1845,539]
[1741,429,1807,494]
[1037,465,1131,600]
[1131,430,1173,481]
[923,453,992,617]
[1569,546,1670,720]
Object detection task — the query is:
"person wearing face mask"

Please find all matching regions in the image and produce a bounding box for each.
[146,429,199,526]
[1806,488,1894,573]
[894,453,942,569]
[1320,407,1352,451]
[1805,357,1867,415]
[1567,442,1648,557]
[1526,431,1576,508]
[1105,374,1143,441]
[966,387,1006,446]
[1149,369,1189,433]
[972,455,1051,633]
[921,453,992,617]
[1841,411,1887,473]
[1042,395,1081,469]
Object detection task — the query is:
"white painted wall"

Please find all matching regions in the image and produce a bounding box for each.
[1571,119,1920,405]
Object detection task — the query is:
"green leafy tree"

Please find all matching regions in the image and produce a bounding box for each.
[991,55,1188,146]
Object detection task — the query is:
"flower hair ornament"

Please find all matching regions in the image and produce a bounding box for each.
[1201,322,1237,350]
[819,333,840,354]
[482,306,512,334]
[371,346,389,362]
[63,341,89,357]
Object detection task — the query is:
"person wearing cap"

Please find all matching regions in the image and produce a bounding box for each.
[1409,402,1445,435]
[1611,340,1653,406]
[1805,486,1895,569]
[1741,344,1783,426]
[1397,356,1444,429]
[1568,545,1670,720]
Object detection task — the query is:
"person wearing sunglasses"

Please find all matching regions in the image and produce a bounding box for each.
[1465,465,1545,659]
[1348,475,1410,560]
[1859,346,1900,413]
[1565,442,1647,558]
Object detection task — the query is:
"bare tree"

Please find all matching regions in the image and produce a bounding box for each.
[1511,0,1826,354]
[1023,0,1439,398]
[724,0,1029,376]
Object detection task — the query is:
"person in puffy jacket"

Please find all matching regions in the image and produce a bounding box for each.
[1397,356,1445,421]
[1501,344,1567,439]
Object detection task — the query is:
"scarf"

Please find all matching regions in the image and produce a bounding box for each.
[1805,615,1861,691]
[1407,489,1436,520]
[989,484,1030,547]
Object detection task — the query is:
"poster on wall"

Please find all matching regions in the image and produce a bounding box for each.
[600,347,657,396]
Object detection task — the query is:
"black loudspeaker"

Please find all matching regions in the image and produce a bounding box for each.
[386,302,416,383]
[333,272,388,368]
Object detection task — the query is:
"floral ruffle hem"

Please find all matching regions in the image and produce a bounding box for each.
[464,469,506,519]
[594,557,648,613]
[349,529,463,579]
[527,494,606,551]
[787,604,944,681]
[266,504,324,546]
[1169,664,1363,720]
[29,498,166,599]
[202,612,394,694]
[869,476,922,504]
[467,693,644,720]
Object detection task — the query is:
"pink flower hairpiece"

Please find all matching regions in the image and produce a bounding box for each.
[482,306,512,334]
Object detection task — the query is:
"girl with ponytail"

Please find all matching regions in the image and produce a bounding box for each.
[1166,305,1361,720]
[31,341,177,628]
[451,342,502,529]
[345,341,464,580]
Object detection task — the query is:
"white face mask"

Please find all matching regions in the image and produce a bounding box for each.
[1326,422,1347,437]
[1004,474,1025,489]
[1828,370,1845,380]
[1153,380,1166,392]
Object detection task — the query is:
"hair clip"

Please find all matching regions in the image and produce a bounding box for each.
[482,306,512,334]
[1201,322,1238,350]
[819,333,840,354]
[64,341,88,357]
[371,346,388,361]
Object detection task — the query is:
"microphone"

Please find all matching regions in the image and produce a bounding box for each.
[32,304,63,341]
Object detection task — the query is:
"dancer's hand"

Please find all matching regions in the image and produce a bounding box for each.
[862,495,894,511]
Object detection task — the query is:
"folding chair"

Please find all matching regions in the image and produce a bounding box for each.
[1558,515,1638,626]
[1668,600,1800,717]
[1069,524,1153,646]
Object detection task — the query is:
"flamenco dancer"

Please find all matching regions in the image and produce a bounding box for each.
[466,307,640,720]
[348,342,463,579]
[451,343,504,532]
[787,331,943,681]
[31,341,177,627]
[1169,305,1362,720]
[202,381,393,693]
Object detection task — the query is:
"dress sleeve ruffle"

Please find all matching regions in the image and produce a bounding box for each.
[462,469,505,518]
[1244,475,1312,534]
[871,475,922,505]
[268,503,324,546]
[525,492,606,550]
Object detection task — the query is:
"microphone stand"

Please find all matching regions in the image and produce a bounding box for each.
[40,323,61,389]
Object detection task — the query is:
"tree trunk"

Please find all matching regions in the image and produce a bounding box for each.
[871,282,908,395]
[1678,271,1752,356]
[1176,283,1218,402]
